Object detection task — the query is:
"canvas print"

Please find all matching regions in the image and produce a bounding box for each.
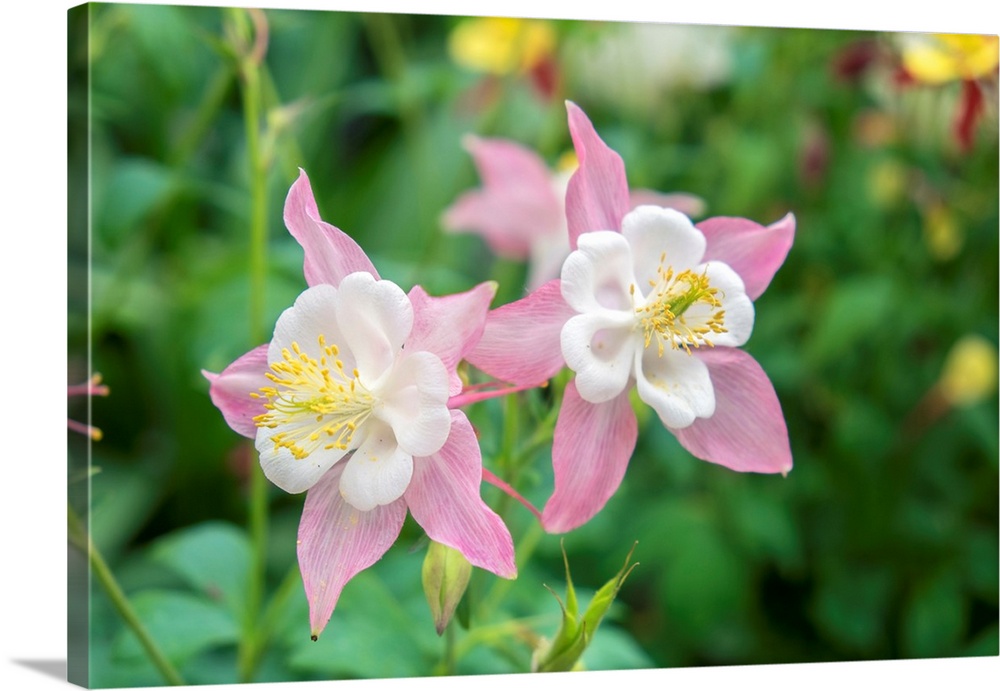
[67,3,998,688]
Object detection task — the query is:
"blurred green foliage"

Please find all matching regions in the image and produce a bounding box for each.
[68,4,998,687]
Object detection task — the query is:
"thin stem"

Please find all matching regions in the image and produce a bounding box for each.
[170,64,235,168]
[443,619,457,675]
[453,614,554,661]
[240,562,302,679]
[448,380,548,409]
[232,7,271,683]
[482,468,542,522]
[68,506,186,686]
[493,392,523,519]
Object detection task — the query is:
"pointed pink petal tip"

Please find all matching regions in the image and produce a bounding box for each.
[698,211,796,301]
[673,348,792,474]
[205,344,269,439]
[298,463,408,639]
[405,412,517,579]
[564,101,630,248]
[284,169,379,287]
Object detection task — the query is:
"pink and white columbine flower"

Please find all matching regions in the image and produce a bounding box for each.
[443,135,705,291]
[468,102,795,533]
[204,170,515,637]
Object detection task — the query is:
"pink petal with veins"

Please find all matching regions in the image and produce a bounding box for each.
[697,213,795,301]
[284,169,379,287]
[541,380,638,534]
[405,411,516,578]
[565,101,630,248]
[202,344,269,439]
[298,462,408,639]
[466,279,574,386]
[407,281,497,395]
[673,347,792,474]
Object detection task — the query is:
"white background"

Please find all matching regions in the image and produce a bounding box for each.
[2,1,997,690]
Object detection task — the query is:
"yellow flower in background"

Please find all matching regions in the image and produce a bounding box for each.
[448,16,556,75]
[938,335,998,407]
[922,202,963,261]
[900,33,999,85]
[554,149,578,174]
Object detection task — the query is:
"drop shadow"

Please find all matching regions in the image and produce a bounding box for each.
[10,659,67,682]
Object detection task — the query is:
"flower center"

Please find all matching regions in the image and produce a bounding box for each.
[633,253,727,356]
[252,335,375,460]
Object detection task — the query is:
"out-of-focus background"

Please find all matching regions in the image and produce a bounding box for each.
[67,4,997,687]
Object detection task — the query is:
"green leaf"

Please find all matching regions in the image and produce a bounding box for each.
[806,276,895,366]
[902,570,967,658]
[89,460,166,560]
[150,522,252,624]
[581,625,656,671]
[812,564,893,654]
[288,568,435,678]
[96,157,175,246]
[112,590,239,664]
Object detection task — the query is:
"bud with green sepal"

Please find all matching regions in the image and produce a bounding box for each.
[531,541,638,672]
[422,540,473,635]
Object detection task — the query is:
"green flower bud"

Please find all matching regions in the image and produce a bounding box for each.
[422,541,473,635]
[532,541,638,672]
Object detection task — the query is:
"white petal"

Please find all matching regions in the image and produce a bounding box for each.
[693,261,754,347]
[622,206,706,293]
[560,231,637,313]
[334,272,414,386]
[634,346,715,429]
[339,421,414,511]
[269,284,356,372]
[256,427,349,494]
[374,351,452,457]
[561,311,638,403]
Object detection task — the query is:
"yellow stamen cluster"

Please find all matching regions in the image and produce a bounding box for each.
[634,254,727,356]
[252,334,374,460]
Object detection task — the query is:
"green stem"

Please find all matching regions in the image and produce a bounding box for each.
[170,64,234,168]
[240,563,302,678]
[442,619,457,675]
[493,392,522,519]
[68,506,186,686]
[453,614,554,661]
[234,8,270,682]
[361,14,439,276]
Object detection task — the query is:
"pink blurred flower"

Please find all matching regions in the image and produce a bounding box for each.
[204,170,515,638]
[468,102,795,533]
[443,135,705,291]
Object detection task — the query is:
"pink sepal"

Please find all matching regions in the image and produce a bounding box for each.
[541,381,637,533]
[443,136,563,258]
[407,282,497,396]
[297,461,408,638]
[697,213,796,301]
[565,101,630,248]
[202,344,269,439]
[673,347,792,474]
[466,279,573,386]
[405,411,517,578]
[284,169,379,287]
